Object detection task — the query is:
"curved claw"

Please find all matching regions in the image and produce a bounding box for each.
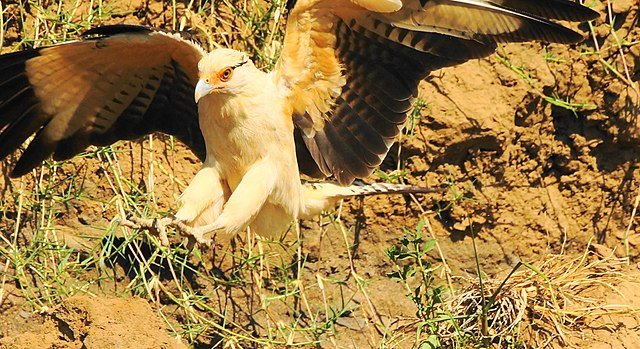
[119,214,214,247]
[153,217,173,246]
[164,218,214,246]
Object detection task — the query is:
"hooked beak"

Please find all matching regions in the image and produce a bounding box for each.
[194,79,214,103]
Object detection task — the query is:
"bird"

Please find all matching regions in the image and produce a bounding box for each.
[0,0,598,245]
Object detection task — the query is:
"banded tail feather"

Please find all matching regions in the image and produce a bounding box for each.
[356,181,444,196]
[310,180,444,198]
[300,179,442,218]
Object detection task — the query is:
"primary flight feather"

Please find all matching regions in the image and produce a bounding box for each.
[0,0,598,242]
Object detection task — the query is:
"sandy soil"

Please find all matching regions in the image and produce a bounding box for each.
[0,0,639,348]
[0,292,187,349]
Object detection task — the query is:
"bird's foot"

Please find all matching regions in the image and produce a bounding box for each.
[120,215,214,247]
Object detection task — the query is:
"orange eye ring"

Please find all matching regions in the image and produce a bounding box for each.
[219,68,233,82]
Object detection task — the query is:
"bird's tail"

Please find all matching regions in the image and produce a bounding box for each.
[308,180,442,198]
[299,180,441,219]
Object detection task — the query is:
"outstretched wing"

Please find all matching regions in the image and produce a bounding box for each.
[0,25,206,177]
[276,0,598,185]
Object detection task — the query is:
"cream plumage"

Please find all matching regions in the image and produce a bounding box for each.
[0,0,598,243]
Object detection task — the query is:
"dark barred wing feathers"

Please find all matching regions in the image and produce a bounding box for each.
[0,25,206,177]
[294,0,598,185]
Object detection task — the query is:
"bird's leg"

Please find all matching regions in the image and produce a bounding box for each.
[119,215,174,246]
[169,216,214,246]
[119,164,227,246]
[120,160,275,246]
[120,214,213,246]
[188,158,277,241]
[175,165,226,224]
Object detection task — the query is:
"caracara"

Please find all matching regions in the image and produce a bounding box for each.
[0,0,598,244]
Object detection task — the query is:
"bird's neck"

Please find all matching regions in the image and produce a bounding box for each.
[198,70,293,171]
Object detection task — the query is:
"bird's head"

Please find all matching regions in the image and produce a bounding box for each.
[195,49,255,102]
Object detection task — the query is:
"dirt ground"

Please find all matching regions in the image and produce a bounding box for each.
[1,0,639,348]
[0,294,187,349]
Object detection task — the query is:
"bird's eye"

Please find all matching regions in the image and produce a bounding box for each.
[219,68,233,82]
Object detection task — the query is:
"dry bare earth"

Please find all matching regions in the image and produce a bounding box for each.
[0,0,639,348]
